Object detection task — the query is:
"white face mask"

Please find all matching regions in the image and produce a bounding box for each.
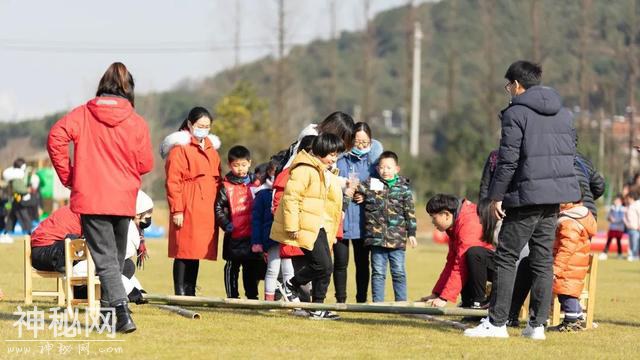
[192,128,209,140]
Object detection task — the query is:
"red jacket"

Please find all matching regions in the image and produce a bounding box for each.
[47,97,153,216]
[271,168,290,215]
[31,206,82,248]
[223,179,255,239]
[432,199,494,302]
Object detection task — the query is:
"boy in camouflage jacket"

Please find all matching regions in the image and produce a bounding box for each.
[349,151,417,302]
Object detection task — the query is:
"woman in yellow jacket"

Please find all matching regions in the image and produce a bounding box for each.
[271,134,344,319]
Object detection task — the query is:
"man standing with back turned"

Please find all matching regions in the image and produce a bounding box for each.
[464,61,581,340]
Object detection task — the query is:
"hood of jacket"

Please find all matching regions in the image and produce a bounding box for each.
[159,130,221,159]
[559,202,597,238]
[509,85,563,116]
[224,171,255,185]
[86,96,134,127]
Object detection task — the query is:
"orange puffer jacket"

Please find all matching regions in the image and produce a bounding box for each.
[553,203,596,298]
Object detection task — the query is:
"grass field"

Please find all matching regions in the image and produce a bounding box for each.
[1,217,639,358]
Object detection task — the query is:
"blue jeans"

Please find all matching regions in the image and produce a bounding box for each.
[628,229,640,258]
[371,247,407,302]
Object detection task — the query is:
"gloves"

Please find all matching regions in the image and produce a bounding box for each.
[128,288,148,305]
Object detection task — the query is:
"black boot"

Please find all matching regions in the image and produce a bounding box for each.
[173,260,186,295]
[184,283,196,296]
[114,303,136,333]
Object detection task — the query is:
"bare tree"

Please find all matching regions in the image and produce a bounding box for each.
[361,0,375,122]
[530,0,541,63]
[275,0,286,127]
[404,0,416,121]
[446,0,458,114]
[329,0,338,110]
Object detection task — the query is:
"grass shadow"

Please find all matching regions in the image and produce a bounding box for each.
[597,319,640,328]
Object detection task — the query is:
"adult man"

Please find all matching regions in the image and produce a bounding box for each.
[464,61,581,340]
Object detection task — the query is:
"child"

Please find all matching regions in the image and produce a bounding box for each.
[600,194,626,260]
[351,151,417,302]
[251,160,294,301]
[421,194,494,308]
[549,198,596,332]
[624,191,640,261]
[215,145,265,299]
[271,133,344,320]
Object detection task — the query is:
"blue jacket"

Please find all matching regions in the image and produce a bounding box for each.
[337,139,383,239]
[251,186,278,250]
[488,86,581,208]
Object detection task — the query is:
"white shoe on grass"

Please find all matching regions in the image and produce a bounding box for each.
[598,253,608,260]
[522,323,546,340]
[463,318,509,338]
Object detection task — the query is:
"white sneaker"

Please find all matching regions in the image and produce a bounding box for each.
[598,253,608,260]
[0,234,14,244]
[463,318,509,338]
[628,255,635,262]
[522,323,546,340]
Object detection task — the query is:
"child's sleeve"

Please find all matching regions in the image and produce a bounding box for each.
[282,167,309,232]
[251,192,265,246]
[403,185,417,237]
[553,220,584,275]
[214,186,231,230]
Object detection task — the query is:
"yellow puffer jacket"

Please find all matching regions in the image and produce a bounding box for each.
[270,150,343,251]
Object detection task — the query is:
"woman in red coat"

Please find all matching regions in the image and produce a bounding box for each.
[47,62,153,333]
[162,107,221,296]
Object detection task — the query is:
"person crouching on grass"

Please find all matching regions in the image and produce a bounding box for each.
[421,194,494,308]
[271,133,344,320]
[348,151,417,303]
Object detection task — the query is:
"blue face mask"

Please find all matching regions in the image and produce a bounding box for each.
[192,128,209,140]
[352,147,371,157]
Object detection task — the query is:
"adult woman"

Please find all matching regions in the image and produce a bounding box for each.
[334,122,382,303]
[47,62,153,333]
[162,107,221,296]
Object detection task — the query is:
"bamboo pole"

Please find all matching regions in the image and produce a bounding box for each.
[143,294,488,317]
[155,305,201,320]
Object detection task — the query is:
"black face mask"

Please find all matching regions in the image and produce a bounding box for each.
[139,217,152,229]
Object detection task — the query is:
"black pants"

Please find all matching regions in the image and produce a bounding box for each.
[460,246,494,306]
[290,229,333,303]
[5,200,35,234]
[81,214,130,307]
[488,204,558,327]
[173,259,199,296]
[224,259,265,299]
[291,256,312,302]
[332,239,349,303]
[31,241,66,273]
[507,257,533,320]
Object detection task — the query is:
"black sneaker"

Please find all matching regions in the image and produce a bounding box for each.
[506,318,521,328]
[308,310,340,320]
[277,280,300,303]
[548,320,585,332]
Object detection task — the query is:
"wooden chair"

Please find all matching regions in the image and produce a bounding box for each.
[550,254,598,329]
[64,238,101,316]
[24,235,65,306]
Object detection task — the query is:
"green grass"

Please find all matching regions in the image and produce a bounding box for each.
[1,235,639,359]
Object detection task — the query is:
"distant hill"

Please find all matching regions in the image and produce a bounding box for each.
[1,0,635,200]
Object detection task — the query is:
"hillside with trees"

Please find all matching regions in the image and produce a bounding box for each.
[1,0,638,202]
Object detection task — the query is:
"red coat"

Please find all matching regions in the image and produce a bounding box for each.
[553,203,596,298]
[31,206,82,248]
[47,97,153,216]
[165,136,221,260]
[271,168,290,215]
[432,199,494,302]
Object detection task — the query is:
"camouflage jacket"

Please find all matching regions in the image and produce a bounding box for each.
[355,176,417,249]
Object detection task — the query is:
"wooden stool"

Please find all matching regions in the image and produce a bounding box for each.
[64,238,101,316]
[550,254,598,329]
[24,236,65,306]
